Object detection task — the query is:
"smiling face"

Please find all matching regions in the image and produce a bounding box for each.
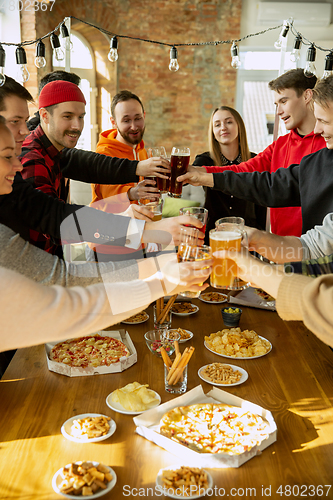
[212,109,239,148]
[112,99,145,147]
[40,101,85,151]
[0,123,23,194]
[0,95,30,155]
[273,88,310,132]
[313,101,333,149]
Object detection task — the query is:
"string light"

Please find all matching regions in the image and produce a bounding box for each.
[304,44,316,78]
[290,35,302,63]
[108,37,118,62]
[35,40,46,68]
[274,20,289,50]
[50,33,65,61]
[15,46,30,83]
[1,16,333,80]
[230,42,241,69]
[0,44,6,87]
[322,51,333,79]
[60,23,73,51]
[169,46,179,72]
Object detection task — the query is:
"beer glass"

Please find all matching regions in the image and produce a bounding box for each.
[215,216,245,230]
[178,244,212,298]
[179,207,208,234]
[139,198,163,221]
[209,227,250,290]
[169,147,190,198]
[147,146,169,193]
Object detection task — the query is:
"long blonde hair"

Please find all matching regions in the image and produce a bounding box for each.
[208,106,251,165]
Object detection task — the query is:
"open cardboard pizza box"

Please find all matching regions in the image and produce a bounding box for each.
[45,329,137,377]
[134,385,277,468]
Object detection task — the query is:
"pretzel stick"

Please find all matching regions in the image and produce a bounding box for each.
[168,348,190,385]
[156,299,161,318]
[166,352,182,381]
[174,340,180,357]
[173,347,195,384]
[157,294,177,324]
[160,346,172,368]
[158,297,164,313]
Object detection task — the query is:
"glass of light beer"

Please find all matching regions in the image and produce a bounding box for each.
[209,227,250,290]
[177,244,212,298]
[169,147,190,198]
[147,146,169,193]
[138,198,163,221]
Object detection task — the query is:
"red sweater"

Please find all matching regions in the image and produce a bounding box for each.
[205,130,325,236]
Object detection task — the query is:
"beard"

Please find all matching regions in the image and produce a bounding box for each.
[118,126,145,145]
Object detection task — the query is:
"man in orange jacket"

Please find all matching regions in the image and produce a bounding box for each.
[87,90,160,261]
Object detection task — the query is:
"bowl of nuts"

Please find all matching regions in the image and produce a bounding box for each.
[221,307,242,327]
[144,329,180,357]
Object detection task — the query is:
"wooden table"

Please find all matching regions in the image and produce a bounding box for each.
[1,295,333,499]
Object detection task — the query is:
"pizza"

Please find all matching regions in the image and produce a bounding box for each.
[254,288,275,302]
[160,403,270,455]
[50,334,130,368]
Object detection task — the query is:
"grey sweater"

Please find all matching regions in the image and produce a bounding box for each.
[0,224,139,286]
[300,213,333,259]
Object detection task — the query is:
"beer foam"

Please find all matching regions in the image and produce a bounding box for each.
[210,230,241,241]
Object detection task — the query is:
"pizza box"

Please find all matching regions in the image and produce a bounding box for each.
[133,385,277,468]
[45,329,137,377]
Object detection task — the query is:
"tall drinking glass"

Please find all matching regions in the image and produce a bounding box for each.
[177,244,212,298]
[179,207,208,234]
[169,147,190,198]
[209,227,250,290]
[148,146,169,193]
[215,216,245,230]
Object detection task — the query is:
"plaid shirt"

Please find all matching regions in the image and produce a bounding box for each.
[285,254,333,277]
[20,126,68,256]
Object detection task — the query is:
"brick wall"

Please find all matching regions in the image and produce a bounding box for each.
[23,0,241,158]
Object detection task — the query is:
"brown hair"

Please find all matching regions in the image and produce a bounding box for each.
[111,90,144,119]
[312,74,333,108]
[269,68,317,97]
[0,76,33,111]
[208,106,251,165]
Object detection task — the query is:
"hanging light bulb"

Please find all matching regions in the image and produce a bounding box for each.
[290,35,302,63]
[108,37,118,62]
[322,51,333,79]
[169,46,179,72]
[0,44,6,87]
[50,33,65,61]
[35,40,46,68]
[274,21,289,50]
[304,45,317,78]
[60,23,73,51]
[230,42,241,69]
[15,46,30,83]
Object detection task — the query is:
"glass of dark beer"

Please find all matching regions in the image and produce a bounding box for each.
[147,146,169,193]
[169,147,190,198]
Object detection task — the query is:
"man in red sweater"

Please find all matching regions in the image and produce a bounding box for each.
[194,69,326,236]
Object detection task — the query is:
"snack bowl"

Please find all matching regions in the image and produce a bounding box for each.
[221,306,242,327]
[52,461,116,499]
[144,329,180,358]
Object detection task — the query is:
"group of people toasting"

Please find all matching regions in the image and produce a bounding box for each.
[0,66,332,377]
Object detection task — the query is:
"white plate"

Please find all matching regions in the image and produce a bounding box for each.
[52,462,116,499]
[61,413,116,443]
[168,329,193,343]
[198,363,248,387]
[122,312,149,325]
[105,390,161,415]
[199,293,228,304]
[204,336,272,360]
[171,304,199,316]
[156,466,213,499]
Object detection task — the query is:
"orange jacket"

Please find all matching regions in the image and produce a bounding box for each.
[88,129,148,255]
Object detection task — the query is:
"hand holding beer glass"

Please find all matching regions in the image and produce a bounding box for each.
[169,147,190,198]
[178,227,212,298]
[179,207,208,234]
[210,217,250,290]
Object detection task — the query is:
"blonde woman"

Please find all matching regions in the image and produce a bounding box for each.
[193,106,266,242]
